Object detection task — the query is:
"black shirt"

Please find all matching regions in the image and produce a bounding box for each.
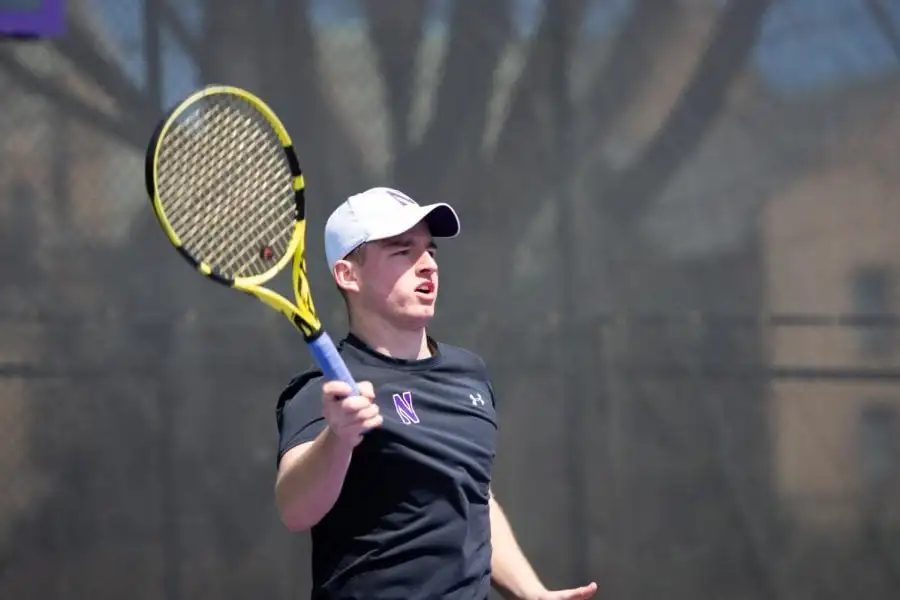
[276,333,499,600]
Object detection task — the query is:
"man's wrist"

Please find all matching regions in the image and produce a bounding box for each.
[496,585,546,600]
[321,425,357,458]
[521,583,548,600]
[493,574,546,600]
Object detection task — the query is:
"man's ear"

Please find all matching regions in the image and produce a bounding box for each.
[333,260,361,294]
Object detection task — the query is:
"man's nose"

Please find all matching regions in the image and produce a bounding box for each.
[417,252,438,273]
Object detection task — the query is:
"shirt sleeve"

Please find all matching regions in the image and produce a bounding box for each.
[275,370,326,467]
[475,352,497,408]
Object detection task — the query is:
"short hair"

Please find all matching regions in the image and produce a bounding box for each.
[335,244,368,318]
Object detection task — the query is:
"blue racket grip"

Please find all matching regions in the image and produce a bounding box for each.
[308,332,360,397]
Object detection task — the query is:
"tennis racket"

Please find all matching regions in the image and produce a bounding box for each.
[144,84,359,394]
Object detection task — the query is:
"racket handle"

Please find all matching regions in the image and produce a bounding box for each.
[308,333,360,396]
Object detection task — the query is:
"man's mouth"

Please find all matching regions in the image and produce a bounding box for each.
[415,282,435,295]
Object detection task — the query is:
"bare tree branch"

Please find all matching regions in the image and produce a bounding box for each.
[488,0,588,172]
[576,0,677,172]
[396,0,513,198]
[158,0,211,79]
[50,15,158,124]
[430,2,589,325]
[0,48,143,147]
[274,0,372,196]
[363,0,427,174]
[479,0,675,243]
[145,0,163,111]
[463,0,589,233]
[866,0,900,63]
[597,0,773,224]
[255,1,282,103]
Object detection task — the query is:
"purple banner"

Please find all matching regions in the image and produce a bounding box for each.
[0,0,64,37]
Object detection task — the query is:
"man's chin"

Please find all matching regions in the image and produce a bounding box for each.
[395,307,434,329]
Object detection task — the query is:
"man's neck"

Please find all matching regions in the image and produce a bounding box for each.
[349,317,431,361]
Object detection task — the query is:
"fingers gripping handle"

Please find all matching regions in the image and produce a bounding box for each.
[307,332,359,396]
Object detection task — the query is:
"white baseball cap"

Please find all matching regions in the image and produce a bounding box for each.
[324,187,461,273]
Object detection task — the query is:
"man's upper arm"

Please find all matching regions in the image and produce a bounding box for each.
[276,440,315,481]
[276,371,326,467]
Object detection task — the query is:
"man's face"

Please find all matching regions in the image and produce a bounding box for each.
[343,221,439,329]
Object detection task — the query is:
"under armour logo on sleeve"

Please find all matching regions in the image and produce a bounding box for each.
[470,393,485,407]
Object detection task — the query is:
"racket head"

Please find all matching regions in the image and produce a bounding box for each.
[144,85,306,288]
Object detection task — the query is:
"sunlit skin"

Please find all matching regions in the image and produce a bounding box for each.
[333,221,439,359]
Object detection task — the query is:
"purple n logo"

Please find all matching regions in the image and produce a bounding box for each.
[392,391,420,425]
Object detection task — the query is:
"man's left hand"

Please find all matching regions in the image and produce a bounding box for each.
[536,582,598,600]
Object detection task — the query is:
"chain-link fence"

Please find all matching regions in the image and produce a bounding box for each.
[1,0,900,598]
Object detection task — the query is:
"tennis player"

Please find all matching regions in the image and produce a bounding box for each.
[275,187,598,600]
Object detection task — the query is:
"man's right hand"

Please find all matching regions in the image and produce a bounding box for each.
[322,380,382,447]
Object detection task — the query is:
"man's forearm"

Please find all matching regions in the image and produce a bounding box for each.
[490,494,547,600]
[275,427,353,531]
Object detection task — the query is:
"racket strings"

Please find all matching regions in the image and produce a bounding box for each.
[155,95,297,280]
[164,103,293,272]
[161,114,291,273]
[163,108,257,250]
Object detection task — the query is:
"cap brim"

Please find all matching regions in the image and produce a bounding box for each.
[367,203,460,243]
[421,203,460,238]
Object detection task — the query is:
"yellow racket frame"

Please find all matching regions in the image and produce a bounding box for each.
[145,84,323,340]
